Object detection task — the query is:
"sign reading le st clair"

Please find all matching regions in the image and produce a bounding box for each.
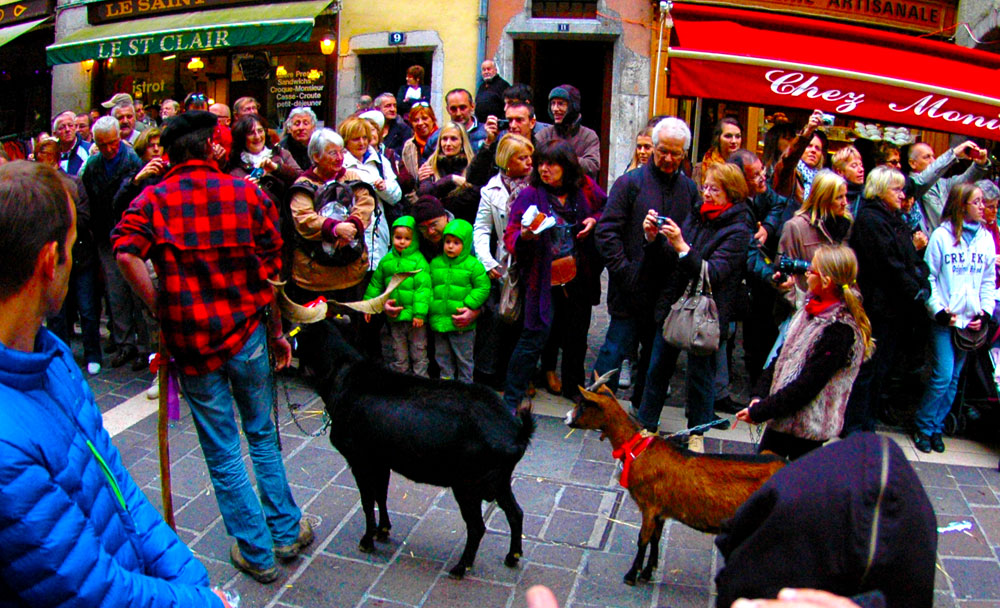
[96,29,230,58]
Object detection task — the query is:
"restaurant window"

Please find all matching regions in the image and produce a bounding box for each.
[532,0,598,19]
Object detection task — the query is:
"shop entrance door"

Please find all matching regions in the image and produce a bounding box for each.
[513,38,614,187]
[358,50,433,103]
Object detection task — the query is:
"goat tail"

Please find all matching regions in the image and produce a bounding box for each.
[515,408,536,448]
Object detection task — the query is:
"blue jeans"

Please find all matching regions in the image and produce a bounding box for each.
[637,333,717,431]
[48,263,102,365]
[914,324,967,436]
[503,326,551,412]
[593,314,653,401]
[178,324,301,569]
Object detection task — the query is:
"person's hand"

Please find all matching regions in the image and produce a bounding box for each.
[488,267,503,280]
[912,230,928,250]
[452,306,478,328]
[335,221,357,242]
[577,217,597,240]
[754,222,768,244]
[135,158,165,182]
[211,143,226,161]
[643,209,660,242]
[968,316,983,331]
[384,299,403,319]
[661,217,689,254]
[452,174,467,188]
[520,225,539,241]
[935,308,956,327]
[373,178,387,191]
[955,141,987,164]
[773,272,795,292]
[732,588,861,608]
[413,317,424,328]
[417,162,434,180]
[526,585,561,608]
[803,109,824,135]
[262,158,278,174]
[270,336,292,370]
[484,115,499,145]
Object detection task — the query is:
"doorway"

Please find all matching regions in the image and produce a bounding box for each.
[358,50,433,101]
[513,38,614,187]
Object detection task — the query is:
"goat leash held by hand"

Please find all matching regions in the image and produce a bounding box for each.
[661,417,732,439]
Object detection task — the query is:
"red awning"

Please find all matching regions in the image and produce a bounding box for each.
[667,4,1000,140]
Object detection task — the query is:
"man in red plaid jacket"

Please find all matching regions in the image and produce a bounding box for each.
[111,111,311,584]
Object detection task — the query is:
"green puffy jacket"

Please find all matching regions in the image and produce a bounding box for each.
[429,219,491,333]
[363,216,431,323]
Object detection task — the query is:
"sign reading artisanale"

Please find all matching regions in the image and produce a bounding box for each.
[88,0,257,24]
[685,0,956,33]
[0,0,51,27]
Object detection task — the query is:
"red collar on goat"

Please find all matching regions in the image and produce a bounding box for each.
[611,432,655,489]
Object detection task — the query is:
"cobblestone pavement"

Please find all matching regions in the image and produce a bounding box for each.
[80,283,1000,608]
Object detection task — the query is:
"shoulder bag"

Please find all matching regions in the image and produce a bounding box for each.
[661,261,720,356]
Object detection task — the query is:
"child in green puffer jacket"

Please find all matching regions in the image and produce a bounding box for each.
[364,216,432,376]
[429,218,491,382]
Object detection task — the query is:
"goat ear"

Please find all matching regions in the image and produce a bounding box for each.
[578,387,597,402]
[598,384,616,398]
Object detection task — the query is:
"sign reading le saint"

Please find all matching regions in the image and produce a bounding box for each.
[89,0,258,24]
[0,0,51,27]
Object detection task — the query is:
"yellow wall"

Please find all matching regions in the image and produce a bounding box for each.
[339,0,482,99]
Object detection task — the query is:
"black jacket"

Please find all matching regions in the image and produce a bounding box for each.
[715,432,937,608]
[595,163,697,318]
[474,75,510,123]
[649,202,752,334]
[383,116,413,158]
[280,135,311,173]
[849,197,929,322]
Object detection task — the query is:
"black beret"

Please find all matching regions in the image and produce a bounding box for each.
[159,110,218,150]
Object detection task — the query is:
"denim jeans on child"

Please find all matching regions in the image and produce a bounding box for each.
[914,324,967,436]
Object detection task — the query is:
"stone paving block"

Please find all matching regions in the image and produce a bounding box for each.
[464,532,525,584]
[399,507,467,563]
[283,445,345,491]
[191,519,237,564]
[435,489,460,512]
[511,476,562,516]
[228,565,295,608]
[369,555,444,605]
[127,455,164,488]
[528,542,585,571]
[960,485,999,507]
[386,475,445,516]
[88,377,117,397]
[928,487,975,517]
[486,507,545,539]
[97,393,127,412]
[201,556,237,590]
[175,488,221,532]
[281,554,382,607]
[984,468,1000,494]
[913,462,959,489]
[359,599,413,608]
[654,583,712,608]
[141,485,191,519]
[302,482,360,531]
[333,465,360,489]
[570,459,617,488]
[942,558,1000,600]
[956,601,1000,608]
[951,465,989,487]
[544,509,606,548]
[560,485,613,513]
[422,575,514,608]
[605,520,642,556]
[516,564,577,606]
[666,522,716,552]
[169,454,213,499]
[112,429,152,466]
[657,548,714,588]
[536,416,583,444]
[521,439,577,479]
[936,517,994,558]
[575,552,656,607]
[325,508,419,565]
[581,435,615,462]
[970,506,1000,547]
[934,591,958,608]
[165,429,203,460]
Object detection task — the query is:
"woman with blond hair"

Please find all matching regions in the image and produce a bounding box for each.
[737,244,872,459]
[626,126,654,172]
[417,122,479,222]
[830,145,865,217]
[913,182,996,453]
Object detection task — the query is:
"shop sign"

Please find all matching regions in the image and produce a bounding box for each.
[88,0,257,24]
[91,28,231,59]
[684,0,956,34]
[670,59,1000,140]
[270,71,325,110]
[0,0,51,27]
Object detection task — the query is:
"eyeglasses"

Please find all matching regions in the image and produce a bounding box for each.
[968,198,985,207]
[702,185,723,195]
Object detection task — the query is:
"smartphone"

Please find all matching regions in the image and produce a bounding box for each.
[497,118,510,130]
[968,148,984,160]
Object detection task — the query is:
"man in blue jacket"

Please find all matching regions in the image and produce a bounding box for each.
[0,161,229,607]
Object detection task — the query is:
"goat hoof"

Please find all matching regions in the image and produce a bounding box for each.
[639,570,653,582]
[448,564,467,579]
[375,526,391,542]
[504,552,521,568]
[623,572,638,586]
[358,538,375,553]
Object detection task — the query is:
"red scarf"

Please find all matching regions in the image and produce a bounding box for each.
[804,292,839,316]
[611,432,655,489]
[699,200,732,222]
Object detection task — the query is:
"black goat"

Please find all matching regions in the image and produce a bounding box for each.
[300,320,535,579]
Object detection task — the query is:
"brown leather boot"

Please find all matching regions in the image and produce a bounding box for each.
[545,371,562,395]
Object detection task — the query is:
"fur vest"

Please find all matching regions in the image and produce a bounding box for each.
[768,301,865,440]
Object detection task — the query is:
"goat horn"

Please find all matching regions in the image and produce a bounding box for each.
[330,270,422,314]
[584,369,618,392]
[269,279,328,324]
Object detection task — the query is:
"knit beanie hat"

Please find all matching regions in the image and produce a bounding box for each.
[411,195,447,224]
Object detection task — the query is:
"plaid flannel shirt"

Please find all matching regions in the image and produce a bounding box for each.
[111,160,282,375]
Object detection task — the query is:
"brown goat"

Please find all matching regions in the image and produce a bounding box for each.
[565,385,786,585]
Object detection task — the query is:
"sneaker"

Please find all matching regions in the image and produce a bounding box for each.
[274,518,315,562]
[714,396,742,414]
[230,543,279,584]
[145,380,159,400]
[110,345,138,369]
[913,432,932,454]
[87,362,101,376]
[930,433,946,453]
[619,359,633,388]
[131,352,149,372]
[688,434,705,453]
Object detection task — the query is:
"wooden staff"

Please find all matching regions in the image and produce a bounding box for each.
[156,333,176,530]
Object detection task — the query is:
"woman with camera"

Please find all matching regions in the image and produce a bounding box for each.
[635,163,752,452]
[773,110,828,204]
[912,183,996,453]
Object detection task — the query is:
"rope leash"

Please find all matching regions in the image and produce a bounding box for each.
[660,416,732,438]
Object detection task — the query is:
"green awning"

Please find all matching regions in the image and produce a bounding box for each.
[0,17,47,49]
[46,0,333,66]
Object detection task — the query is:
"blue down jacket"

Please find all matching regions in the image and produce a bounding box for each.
[0,328,221,608]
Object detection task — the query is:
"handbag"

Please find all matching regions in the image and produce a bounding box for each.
[498,263,522,324]
[952,323,988,352]
[551,255,577,287]
[661,261,721,356]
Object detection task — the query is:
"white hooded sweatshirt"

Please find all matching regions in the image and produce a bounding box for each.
[924,221,997,328]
